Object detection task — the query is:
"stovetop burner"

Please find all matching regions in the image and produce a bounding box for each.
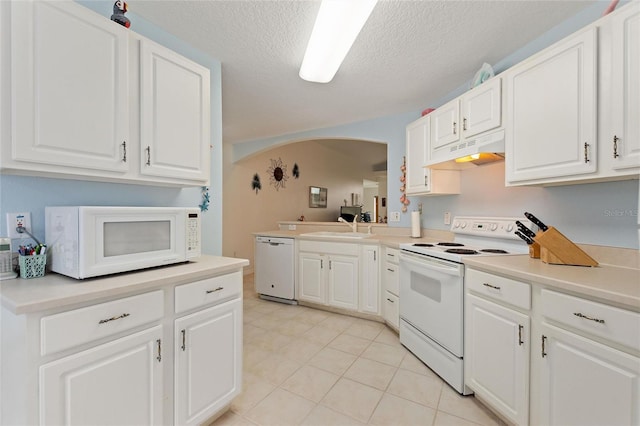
[479,249,509,254]
[413,243,434,247]
[437,242,465,247]
[445,248,479,255]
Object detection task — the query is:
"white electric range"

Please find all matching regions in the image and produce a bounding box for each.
[398,216,533,395]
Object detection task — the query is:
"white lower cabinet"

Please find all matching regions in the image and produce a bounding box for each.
[40,325,164,425]
[465,267,640,426]
[298,240,382,314]
[465,294,529,425]
[537,323,640,426]
[175,298,242,425]
[382,247,400,329]
[1,267,244,426]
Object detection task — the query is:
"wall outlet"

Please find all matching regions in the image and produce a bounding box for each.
[6,212,31,239]
[444,211,451,225]
[389,212,400,222]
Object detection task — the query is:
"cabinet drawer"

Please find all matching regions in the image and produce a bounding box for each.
[466,268,531,310]
[41,290,164,356]
[384,262,399,295]
[541,289,640,351]
[175,271,242,314]
[385,248,400,265]
[384,291,399,329]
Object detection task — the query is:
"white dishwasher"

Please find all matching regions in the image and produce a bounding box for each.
[254,236,296,304]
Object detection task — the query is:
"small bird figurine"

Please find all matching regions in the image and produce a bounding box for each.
[111,1,130,28]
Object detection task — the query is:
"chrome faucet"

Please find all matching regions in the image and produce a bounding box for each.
[337,216,358,232]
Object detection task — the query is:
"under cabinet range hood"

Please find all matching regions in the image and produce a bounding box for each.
[426,129,505,170]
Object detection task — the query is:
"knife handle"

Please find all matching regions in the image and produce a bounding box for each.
[524,212,549,232]
[515,231,533,245]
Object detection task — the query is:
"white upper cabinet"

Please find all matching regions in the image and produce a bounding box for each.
[9,1,129,173]
[405,115,431,194]
[2,1,211,187]
[430,77,502,163]
[140,39,210,183]
[405,114,460,196]
[505,28,598,185]
[608,5,640,172]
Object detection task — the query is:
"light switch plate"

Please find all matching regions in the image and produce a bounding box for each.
[389,212,400,222]
[288,224,296,230]
[444,212,451,225]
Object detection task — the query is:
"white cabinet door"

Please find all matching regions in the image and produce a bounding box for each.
[506,28,597,184]
[405,116,431,195]
[610,6,640,171]
[461,78,502,138]
[327,255,359,310]
[140,39,210,183]
[465,294,529,426]
[383,291,399,329]
[298,253,325,304]
[10,1,129,172]
[431,99,460,150]
[359,245,379,314]
[40,325,163,426]
[538,323,640,426]
[175,298,242,426]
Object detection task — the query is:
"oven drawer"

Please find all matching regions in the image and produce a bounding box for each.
[541,289,640,351]
[466,268,531,310]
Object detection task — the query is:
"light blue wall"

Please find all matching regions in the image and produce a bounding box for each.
[231,1,639,249]
[0,1,224,255]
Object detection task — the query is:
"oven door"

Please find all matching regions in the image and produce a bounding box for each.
[399,250,464,356]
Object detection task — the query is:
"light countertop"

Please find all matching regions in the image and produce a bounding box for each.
[253,230,444,249]
[463,255,640,311]
[0,255,249,315]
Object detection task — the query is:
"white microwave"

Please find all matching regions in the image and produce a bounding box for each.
[45,206,201,279]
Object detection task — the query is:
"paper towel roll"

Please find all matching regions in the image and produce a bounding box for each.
[411,211,421,238]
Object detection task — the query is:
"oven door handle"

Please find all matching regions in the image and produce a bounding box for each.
[400,252,462,276]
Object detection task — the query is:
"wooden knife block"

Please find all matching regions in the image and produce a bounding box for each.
[532,227,598,267]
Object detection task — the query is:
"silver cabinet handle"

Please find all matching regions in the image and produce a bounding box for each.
[463,117,467,131]
[145,146,151,166]
[387,298,394,303]
[156,339,162,362]
[613,135,619,159]
[121,141,127,162]
[518,324,524,346]
[453,121,457,135]
[584,142,590,163]
[482,282,501,290]
[573,312,605,324]
[181,329,186,351]
[541,335,547,358]
[206,286,224,294]
[387,268,395,272]
[98,313,130,324]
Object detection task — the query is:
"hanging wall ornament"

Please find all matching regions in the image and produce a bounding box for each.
[199,186,210,212]
[251,173,262,194]
[399,156,410,213]
[292,163,300,179]
[267,157,289,191]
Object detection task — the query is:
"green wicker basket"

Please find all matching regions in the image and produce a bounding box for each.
[19,254,46,279]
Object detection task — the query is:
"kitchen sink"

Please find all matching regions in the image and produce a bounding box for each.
[300,231,372,239]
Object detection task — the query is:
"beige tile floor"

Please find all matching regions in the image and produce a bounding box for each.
[211,275,505,426]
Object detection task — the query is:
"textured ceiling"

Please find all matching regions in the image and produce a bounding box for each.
[129,0,596,146]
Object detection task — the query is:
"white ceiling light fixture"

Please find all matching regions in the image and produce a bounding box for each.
[299,0,378,84]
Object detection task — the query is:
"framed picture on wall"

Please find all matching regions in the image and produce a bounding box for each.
[309,186,327,208]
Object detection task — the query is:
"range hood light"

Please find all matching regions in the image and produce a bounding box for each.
[454,154,481,163]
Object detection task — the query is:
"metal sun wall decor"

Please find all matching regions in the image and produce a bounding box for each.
[267,157,289,191]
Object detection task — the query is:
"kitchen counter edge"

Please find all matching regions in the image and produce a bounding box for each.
[463,255,640,311]
[0,255,250,315]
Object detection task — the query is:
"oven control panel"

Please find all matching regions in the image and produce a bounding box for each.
[451,216,533,240]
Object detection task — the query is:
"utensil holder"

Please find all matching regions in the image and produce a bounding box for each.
[533,227,598,267]
[19,254,46,279]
